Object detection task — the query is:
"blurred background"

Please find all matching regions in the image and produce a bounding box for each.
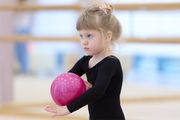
[0,0,180,120]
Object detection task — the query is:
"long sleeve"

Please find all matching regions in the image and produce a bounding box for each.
[67,59,117,113]
[68,56,87,76]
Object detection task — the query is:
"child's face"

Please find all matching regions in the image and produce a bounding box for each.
[79,29,106,56]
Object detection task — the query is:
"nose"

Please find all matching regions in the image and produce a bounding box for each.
[81,38,88,45]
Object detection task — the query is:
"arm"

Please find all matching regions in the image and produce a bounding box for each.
[68,56,86,76]
[68,56,92,90]
[45,56,91,116]
[67,59,117,112]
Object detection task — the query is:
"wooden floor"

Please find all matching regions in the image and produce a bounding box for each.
[0,75,180,120]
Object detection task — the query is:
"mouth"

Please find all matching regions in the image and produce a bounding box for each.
[83,47,89,50]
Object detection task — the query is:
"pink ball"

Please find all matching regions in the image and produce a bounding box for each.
[50,72,86,106]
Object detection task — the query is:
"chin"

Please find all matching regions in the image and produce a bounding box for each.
[85,53,93,56]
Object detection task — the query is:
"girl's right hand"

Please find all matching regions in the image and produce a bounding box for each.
[45,105,70,117]
[84,80,92,90]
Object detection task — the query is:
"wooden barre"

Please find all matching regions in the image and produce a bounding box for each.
[113,3,180,11]
[125,37,180,44]
[0,36,79,42]
[0,3,180,11]
[0,4,82,11]
[0,35,179,43]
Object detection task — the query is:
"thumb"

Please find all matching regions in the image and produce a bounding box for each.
[51,113,59,118]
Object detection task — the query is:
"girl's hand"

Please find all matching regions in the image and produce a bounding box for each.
[45,105,70,117]
[84,80,92,90]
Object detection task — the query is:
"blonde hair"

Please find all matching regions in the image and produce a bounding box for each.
[76,3,122,47]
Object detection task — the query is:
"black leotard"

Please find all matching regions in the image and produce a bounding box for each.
[67,55,125,120]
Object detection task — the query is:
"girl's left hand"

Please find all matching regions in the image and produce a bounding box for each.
[45,105,70,117]
[84,80,92,90]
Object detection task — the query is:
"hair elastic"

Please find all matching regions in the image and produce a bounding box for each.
[99,6,107,14]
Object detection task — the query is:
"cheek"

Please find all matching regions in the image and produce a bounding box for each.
[80,41,83,45]
[92,42,104,50]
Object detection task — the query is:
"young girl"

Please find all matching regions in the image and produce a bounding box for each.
[45,3,125,120]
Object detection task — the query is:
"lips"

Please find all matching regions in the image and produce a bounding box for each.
[83,47,89,50]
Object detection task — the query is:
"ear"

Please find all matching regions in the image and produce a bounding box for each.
[106,31,112,41]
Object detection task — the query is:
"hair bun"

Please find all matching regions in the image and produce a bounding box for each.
[101,2,113,13]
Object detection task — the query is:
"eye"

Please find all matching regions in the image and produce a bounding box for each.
[87,34,92,38]
[79,35,83,39]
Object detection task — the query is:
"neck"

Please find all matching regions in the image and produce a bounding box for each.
[88,47,114,69]
[92,47,114,60]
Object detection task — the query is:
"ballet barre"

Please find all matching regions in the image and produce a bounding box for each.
[0,35,179,44]
[0,3,179,11]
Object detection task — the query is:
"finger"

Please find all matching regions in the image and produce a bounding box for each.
[88,83,92,88]
[86,83,92,88]
[45,107,57,113]
[86,86,92,90]
[84,81,92,87]
[51,113,59,118]
[45,107,51,111]
[45,105,54,110]
[45,108,53,113]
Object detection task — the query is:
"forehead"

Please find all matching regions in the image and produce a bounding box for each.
[78,29,100,34]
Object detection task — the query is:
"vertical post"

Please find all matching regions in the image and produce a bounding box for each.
[0,0,16,105]
[0,44,14,104]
